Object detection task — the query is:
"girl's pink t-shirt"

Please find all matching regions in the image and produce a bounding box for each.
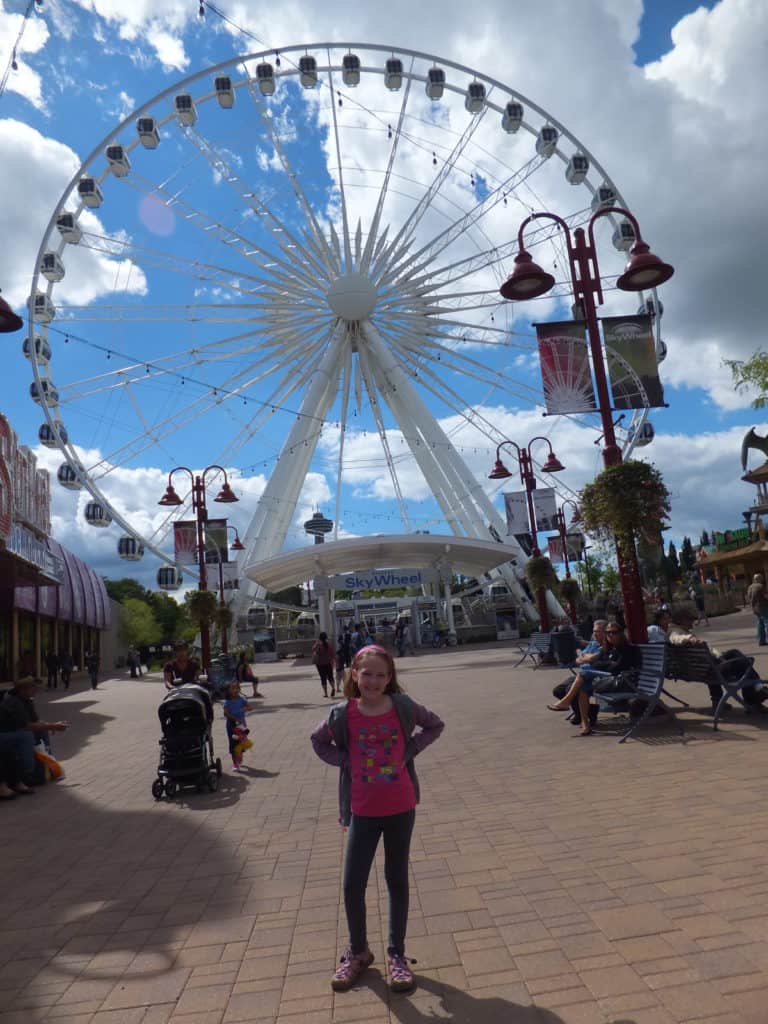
[347,699,416,817]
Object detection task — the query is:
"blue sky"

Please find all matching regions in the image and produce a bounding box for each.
[0,0,765,588]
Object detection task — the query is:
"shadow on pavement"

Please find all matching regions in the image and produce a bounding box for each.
[33,700,115,760]
[0,780,248,1018]
[380,974,615,1023]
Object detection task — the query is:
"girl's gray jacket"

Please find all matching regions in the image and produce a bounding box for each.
[310,695,445,826]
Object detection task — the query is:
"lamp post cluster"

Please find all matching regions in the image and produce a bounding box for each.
[488,437,565,632]
[158,465,241,669]
[498,206,674,643]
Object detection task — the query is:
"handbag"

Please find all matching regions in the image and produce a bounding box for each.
[593,669,638,695]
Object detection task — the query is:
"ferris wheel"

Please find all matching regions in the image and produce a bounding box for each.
[26,42,662,616]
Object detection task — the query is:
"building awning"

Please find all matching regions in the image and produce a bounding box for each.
[244,534,518,592]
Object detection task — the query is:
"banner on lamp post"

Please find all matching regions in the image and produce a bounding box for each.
[173,520,197,565]
[532,488,557,532]
[603,313,665,409]
[535,320,597,414]
[547,532,586,563]
[204,518,229,565]
[503,492,528,536]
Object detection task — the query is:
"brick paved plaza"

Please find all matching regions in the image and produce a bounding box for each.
[3,610,768,1024]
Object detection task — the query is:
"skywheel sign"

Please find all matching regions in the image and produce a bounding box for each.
[314,568,442,592]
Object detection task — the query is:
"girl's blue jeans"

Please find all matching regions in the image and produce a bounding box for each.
[343,809,415,956]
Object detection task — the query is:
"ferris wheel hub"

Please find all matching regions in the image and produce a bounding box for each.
[326,272,378,322]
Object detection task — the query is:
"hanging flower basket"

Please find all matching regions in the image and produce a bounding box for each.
[215,606,233,631]
[187,589,218,627]
[580,461,671,546]
[525,555,558,591]
[559,577,580,604]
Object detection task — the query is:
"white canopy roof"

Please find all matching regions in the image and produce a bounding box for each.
[243,533,518,592]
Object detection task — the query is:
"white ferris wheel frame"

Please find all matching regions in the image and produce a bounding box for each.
[27,41,659,617]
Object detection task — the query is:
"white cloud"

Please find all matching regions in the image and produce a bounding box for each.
[0,119,147,309]
[0,1,49,110]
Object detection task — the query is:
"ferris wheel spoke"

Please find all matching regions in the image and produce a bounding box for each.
[383,154,545,288]
[326,55,353,269]
[180,122,333,285]
[381,104,492,276]
[242,68,339,277]
[358,64,414,274]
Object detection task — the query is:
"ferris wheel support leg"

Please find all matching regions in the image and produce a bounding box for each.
[236,326,345,615]
[363,323,549,623]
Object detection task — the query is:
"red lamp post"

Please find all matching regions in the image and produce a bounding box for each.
[553,499,582,623]
[158,465,239,669]
[488,437,565,632]
[499,206,674,643]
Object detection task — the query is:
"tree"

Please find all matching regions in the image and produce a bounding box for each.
[601,565,621,597]
[700,530,711,547]
[666,541,679,573]
[104,577,152,604]
[574,554,603,598]
[726,351,768,407]
[680,536,696,573]
[120,598,161,648]
[148,592,190,641]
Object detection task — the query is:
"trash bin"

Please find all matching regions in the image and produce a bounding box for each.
[551,628,577,667]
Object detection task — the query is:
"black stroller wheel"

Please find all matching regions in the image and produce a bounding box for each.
[215,757,222,777]
[207,771,219,793]
[165,780,178,798]
[151,779,164,801]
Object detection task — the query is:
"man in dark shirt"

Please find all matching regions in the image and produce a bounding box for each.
[0,677,69,789]
[163,643,201,690]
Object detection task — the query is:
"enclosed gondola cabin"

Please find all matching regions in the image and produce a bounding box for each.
[628,421,655,447]
[256,62,275,95]
[342,53,360,86]
[591,183,616,212]
[118,535,144,561]
[38,421,67,447]
[637,296,664,319]
[384,57,403,90]
[174,93,197,125]
[106,144,131,176]
[157,566,183,591]
[57,463,82,490]
[40,252,65,283]
[84,501,112,528]
[425,66,445,99]
[612,219,635,251]
[535,126,558,158]
[23,335,51,362]
[77,177,103,208]
[56,212,82,243]
[31,292,55,324]
[30,380,59,405]
[657,339,668,362]
[298,56,317,88]
[501,101,523,132]
[565,153,589,184]
[464,81,486,114]
[137,117,160,149]
[247,606,268,630]
[215,75,235,107]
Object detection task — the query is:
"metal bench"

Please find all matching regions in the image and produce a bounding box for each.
[665,642,756,730]
[597,643,683,743]
[514,631,552,669]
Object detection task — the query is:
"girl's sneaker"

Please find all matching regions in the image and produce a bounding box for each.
[330,948,374,991]
[386,951,416,992]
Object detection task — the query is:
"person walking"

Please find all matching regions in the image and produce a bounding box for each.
[45,649,59,690]
[86,651,100,690]
[746,573,768,645]
[310,644,444,994]
[311,632,336,697]
[59,650,73,690]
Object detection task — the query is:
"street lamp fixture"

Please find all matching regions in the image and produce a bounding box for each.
[499,204,674,642]
[488,436,565,631]
[157,464,239,670]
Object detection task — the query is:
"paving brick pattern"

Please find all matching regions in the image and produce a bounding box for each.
[3,610,768,1023]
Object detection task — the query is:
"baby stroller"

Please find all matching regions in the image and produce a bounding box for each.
[152,684,222,800]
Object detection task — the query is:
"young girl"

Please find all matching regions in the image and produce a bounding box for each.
[223,681,254,770]
[310,645,444,994]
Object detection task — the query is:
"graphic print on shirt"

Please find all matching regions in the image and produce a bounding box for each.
[357,722,400,785]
